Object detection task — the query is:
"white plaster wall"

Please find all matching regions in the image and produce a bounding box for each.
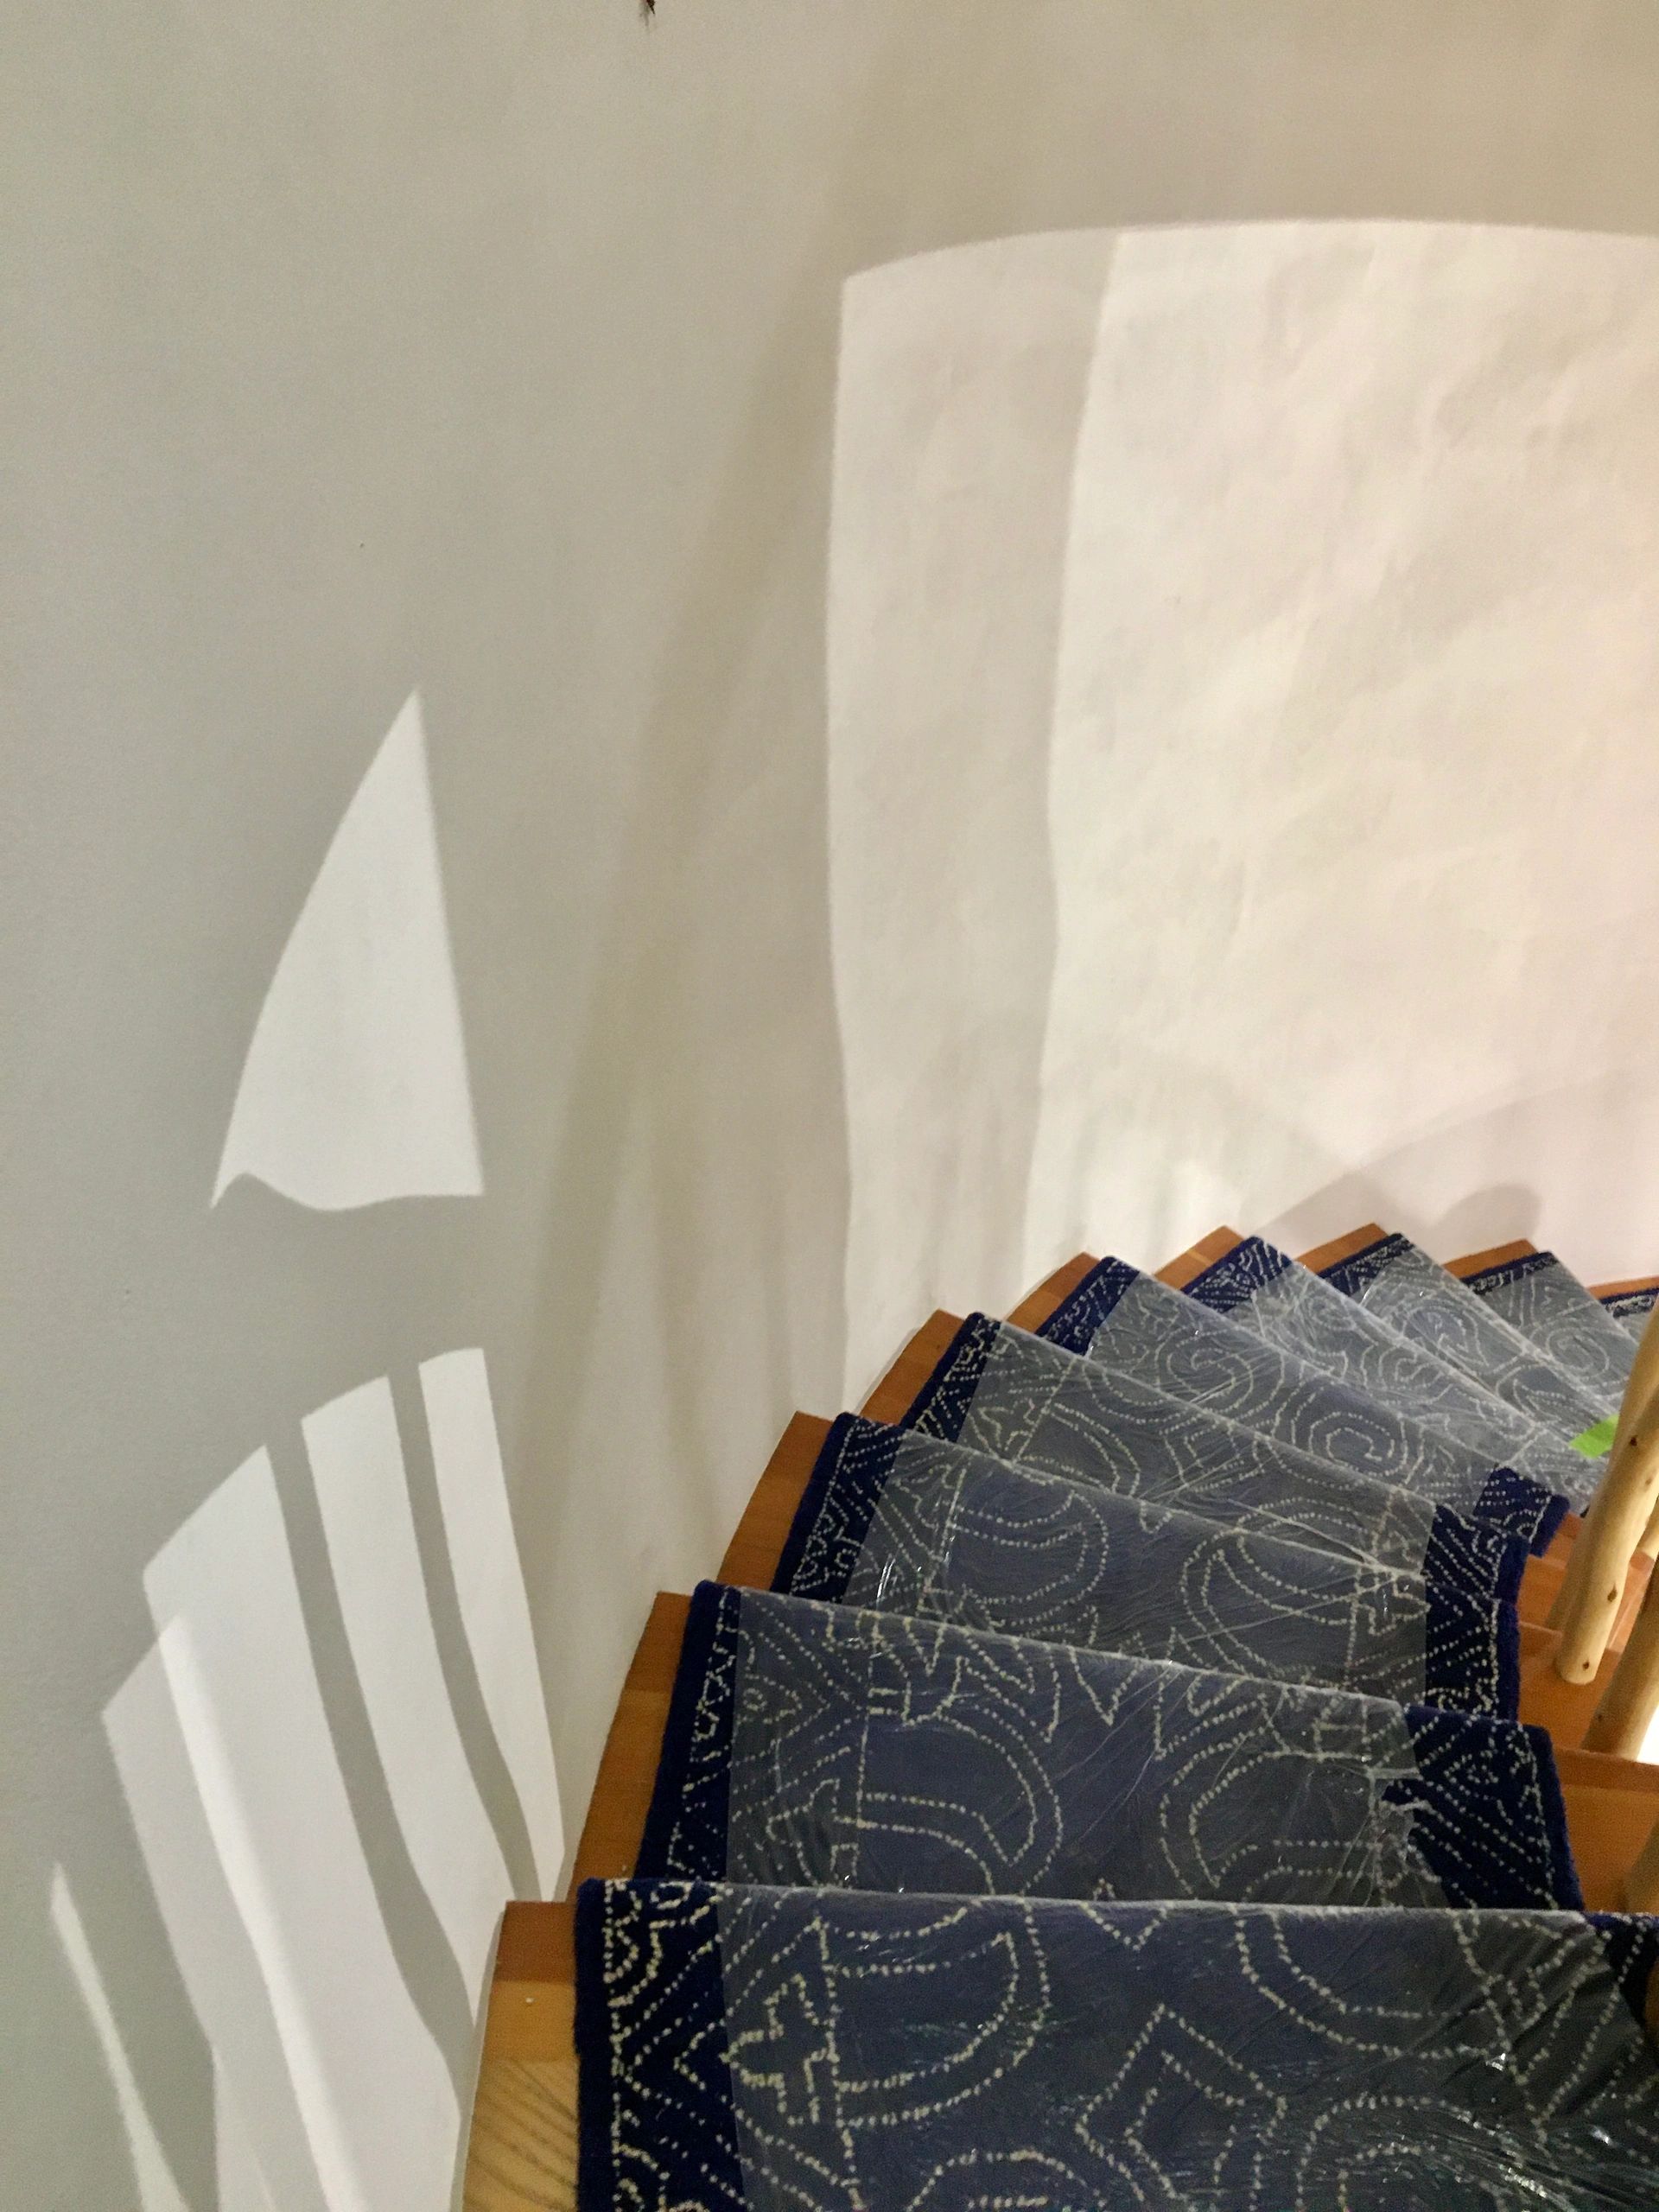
[15,4,1659,2208]
[832,222,1659,1393]
[828,232,1114,1395]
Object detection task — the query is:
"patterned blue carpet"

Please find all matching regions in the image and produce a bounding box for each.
[579,1886,1659,2209]
[575,1230,1659,2208]
[774,1414,1521,1716]
[639,1583,1575,1910]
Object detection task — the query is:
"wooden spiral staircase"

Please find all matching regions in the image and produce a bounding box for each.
[460,1227,1659,2212]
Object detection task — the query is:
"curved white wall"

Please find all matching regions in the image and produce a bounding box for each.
[15,7,1659,2209]
[832,222,1659,1393]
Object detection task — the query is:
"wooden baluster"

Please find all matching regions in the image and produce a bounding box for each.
[1586,1563,1659,1758]
[1618,1297,1659,1467]
[1556,1297,1659,1682]
[1555,1414,1659,1683]
[1548,1491,1600,1631]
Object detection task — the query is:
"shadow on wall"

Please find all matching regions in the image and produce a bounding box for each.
[511,103,879,1909]
[1257,1063,1659,1264]
[828,220,1659,1384]
[826,230,1112,1400]
[52,701,561,2212]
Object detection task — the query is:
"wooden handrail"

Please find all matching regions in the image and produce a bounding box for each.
[1577,1302,1659,1746]
[1611,1295,1659,1476]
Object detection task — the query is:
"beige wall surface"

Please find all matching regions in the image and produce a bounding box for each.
[10,4,1659,2207]
[831,219,1659,1395]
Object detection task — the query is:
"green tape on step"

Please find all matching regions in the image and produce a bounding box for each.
[1570,1415,1618,1459]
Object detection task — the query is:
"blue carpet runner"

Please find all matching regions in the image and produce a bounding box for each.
[576,1884,1659,2209]
[1464,1247,1645,1396]
[1033,1262,1566,1551]
[640,1583,1577,1910]
[1317,1230,1611,1439]
[1607,1283,1659,1335]
[774,1416,1520,1716]
[570,1230,1659,2209]
[907,1311,1564,1554]
[1183,1236,1598,1503]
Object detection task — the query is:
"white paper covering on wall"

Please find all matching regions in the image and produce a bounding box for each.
[828,231,1117,1395]
[830,223,1659,1395]
[96,1355,548,2212]
[105,1643,332,2212]
[215,2066,278,2212]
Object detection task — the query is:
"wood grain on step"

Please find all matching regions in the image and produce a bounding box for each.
[859,1309,966,1425]
[716,1412,831,1588]
[461,2051,577,2212]
[1156,1227,1244,1287]
[1446,1239,1539,1281]
[1297,1224,1388,1274]
[1007,1253,1101,1331]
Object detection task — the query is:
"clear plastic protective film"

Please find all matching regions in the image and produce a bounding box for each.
[1470,1249,1644,1401]
[643,1584,1576,1912]
[778,1422,1518,1718]
[1186,1237,1596,1502]
[579,1882,1659,2212]
[1043,1265,1562,1549]
[1321,1232,1609,1437]
[1611,1287,1659,1338]
[912,1313,1551,1567]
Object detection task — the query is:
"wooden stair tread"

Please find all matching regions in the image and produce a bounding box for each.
[1007,1253,1100,1331]
[1298,1223,1389,1274]
[1155,1226,1243,1287]
[1446,1238,1539,1281]
[860,1310,965,1425]
[462,2050,578,2209]
[715,1412,832,1587]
